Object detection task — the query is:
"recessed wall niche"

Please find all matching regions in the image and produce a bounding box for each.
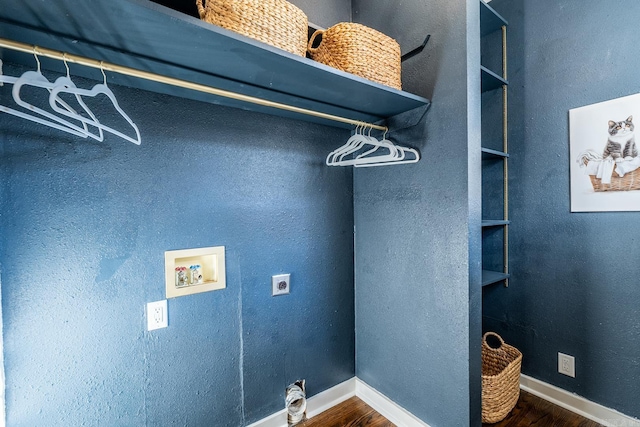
[165,246,226,298]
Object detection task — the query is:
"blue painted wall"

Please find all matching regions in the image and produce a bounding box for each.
[291,0,351,28]
[483,0,640,419]
[352,0,483,425]
[0,62,354,425]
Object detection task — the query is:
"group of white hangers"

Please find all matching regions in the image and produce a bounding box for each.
[0,50,141,145]
[326,123,420,167]
[1,49,421,164]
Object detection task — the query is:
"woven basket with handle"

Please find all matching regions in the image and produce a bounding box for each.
[195,0,308,56]
[482,332,522,424]
[307,22,402,90]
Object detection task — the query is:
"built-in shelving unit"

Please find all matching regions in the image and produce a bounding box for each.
[0,0,429,130]
[480,0,509,288]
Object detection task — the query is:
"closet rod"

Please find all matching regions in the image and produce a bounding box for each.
[0,37,387,131]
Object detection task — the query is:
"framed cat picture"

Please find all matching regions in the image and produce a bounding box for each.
[570,92,640,212]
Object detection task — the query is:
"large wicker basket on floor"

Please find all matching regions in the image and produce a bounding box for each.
[307,22,402,90]
[482,332,522,424]
[196,0,308,56]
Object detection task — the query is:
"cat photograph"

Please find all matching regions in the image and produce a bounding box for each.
[603,115,637,161]
[570,92,640,212]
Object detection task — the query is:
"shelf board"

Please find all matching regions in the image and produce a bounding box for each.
[482,270,510,287]
[481,66,508,93]
[482,147,509,158]
[0,0,430,129]
[480,0,508,37]
[482,220,510,227]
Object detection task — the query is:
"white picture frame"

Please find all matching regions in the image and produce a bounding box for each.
[569,93,640,212]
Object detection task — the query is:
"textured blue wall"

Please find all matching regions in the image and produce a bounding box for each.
[291,0,351,28]
[483,0,640,419]
[352,0,483,425]
[0,62,354,425]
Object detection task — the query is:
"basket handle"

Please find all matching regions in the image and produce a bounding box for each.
[307,29,325,54]
[195,0,206,19]
[483,332,505,351]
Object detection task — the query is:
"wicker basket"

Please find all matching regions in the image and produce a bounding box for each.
[307,22,402,90]
[482,332,522,424]
[589,172,640,191]
[581,159,640,191]
[196,0,308,56]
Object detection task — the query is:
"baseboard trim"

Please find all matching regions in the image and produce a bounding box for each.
[247,376,430,427]
[520,374,640,427]
[246,377,356,427]
[355,379,430,427]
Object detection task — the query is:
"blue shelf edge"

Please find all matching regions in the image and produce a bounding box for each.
[482,270,510,287]
[482,147,509,158]
[481,66,508,93]
[482,220,510,227]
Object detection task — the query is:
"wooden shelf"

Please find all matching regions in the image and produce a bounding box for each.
[482,220,510,227]
[481,66,508,93]
[0,0,430,129]
[482,270,510,287]
[480,0,508,36]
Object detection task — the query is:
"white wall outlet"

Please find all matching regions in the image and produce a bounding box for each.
[272,273,290,296]
[558,352,575,377]
[147,300,168,331]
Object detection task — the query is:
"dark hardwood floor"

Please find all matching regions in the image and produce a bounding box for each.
[299,391,603,427]
[299,396,394,427]
[484,391,604,427]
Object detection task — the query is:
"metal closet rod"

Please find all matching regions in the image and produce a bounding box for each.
[0,37,388,131]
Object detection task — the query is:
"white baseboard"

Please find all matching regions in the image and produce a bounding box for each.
[247,376,430,427]
[355,379,430,427]
[306,377,356,419]
[246,377,356,427]
[247,374,640,427]
[520,374,640,427]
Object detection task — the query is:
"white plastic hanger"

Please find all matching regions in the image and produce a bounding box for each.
[0,59,89,137]
[353,130,420,167]
[349,142,403,165]
[354,146,420,167]
[336,125,381,162]
[11,49,94,137]
[334,137,403,166]
[354,130,403,162]
[48,54,104,141]
[326,122,367,165]
[49,62,141,145]
[327,123,380,165]
[327,125,420,167]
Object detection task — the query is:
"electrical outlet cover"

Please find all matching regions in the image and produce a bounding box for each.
[558,352,575,377]
[147,300,168,331]
[272,274,290,296]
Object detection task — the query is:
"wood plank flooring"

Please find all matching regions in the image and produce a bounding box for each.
[484,391,603,427]
[298,391,603,427]
[299,396,394,427]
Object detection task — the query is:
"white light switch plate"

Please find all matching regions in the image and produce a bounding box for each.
[147,300,168,331]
